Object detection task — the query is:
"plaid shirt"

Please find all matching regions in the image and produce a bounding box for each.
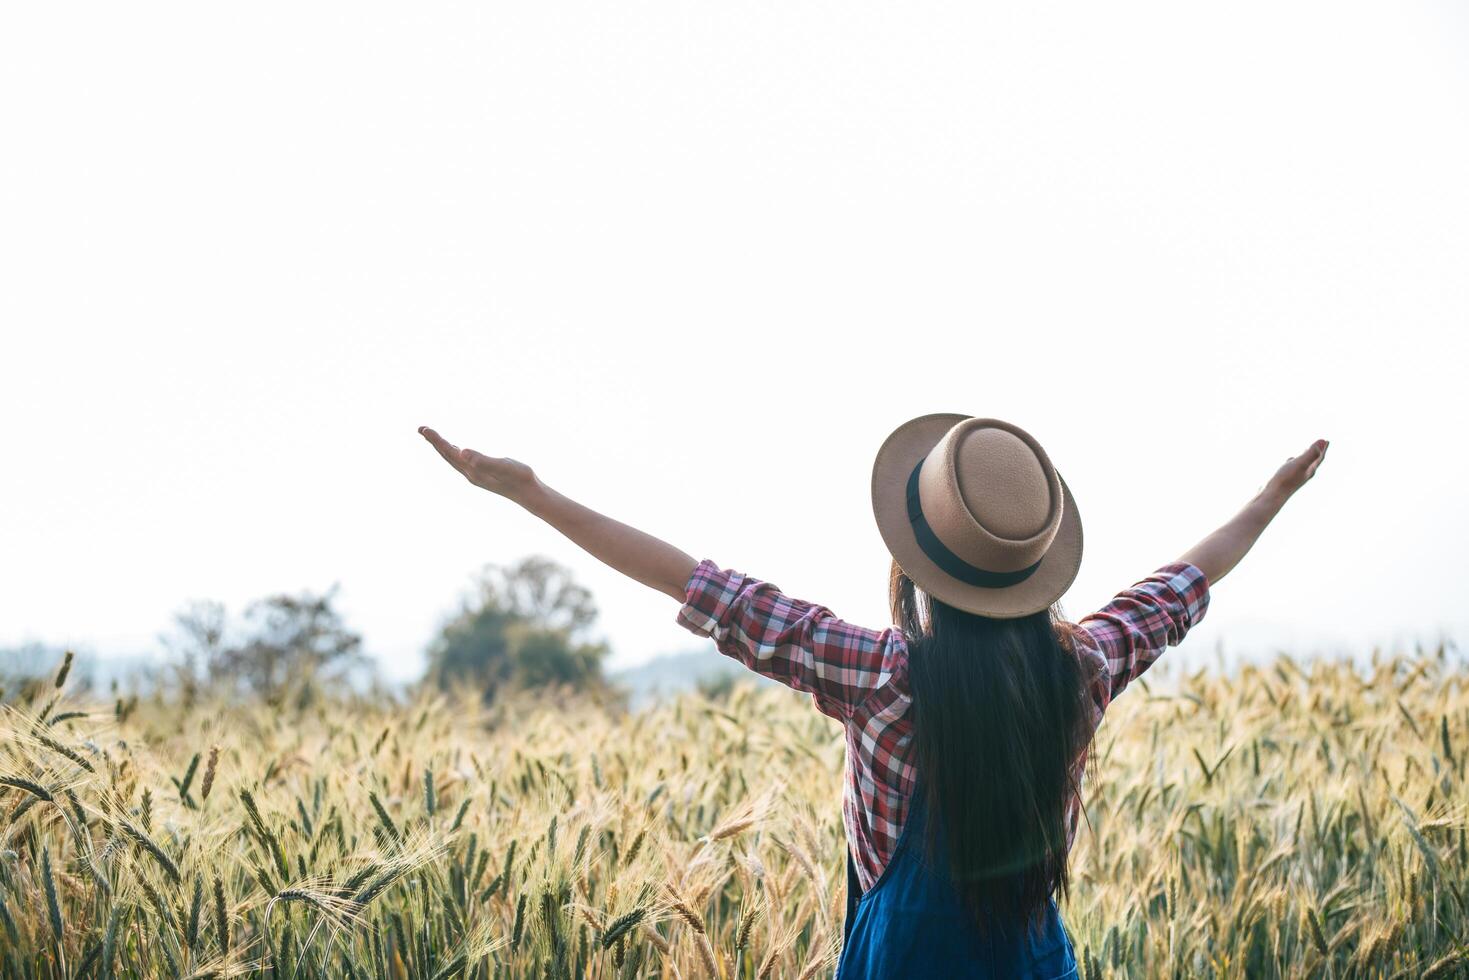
[676,559,1211,892]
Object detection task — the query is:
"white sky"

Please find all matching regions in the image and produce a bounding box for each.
[2,1,1466,682]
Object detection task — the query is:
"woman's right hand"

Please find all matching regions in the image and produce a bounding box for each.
[1179,437,1329,586]
[418,426,540,503]
[1264,439,1329,500]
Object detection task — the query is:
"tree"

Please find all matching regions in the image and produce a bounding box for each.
[163,587,366,700]
[427,556,609,699]
[160,599,227,702]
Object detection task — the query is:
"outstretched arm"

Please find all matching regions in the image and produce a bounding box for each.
[1076,437,1329,711]
[1178,438,1329,586]
[418,427,698,600]
[418,425,896,721]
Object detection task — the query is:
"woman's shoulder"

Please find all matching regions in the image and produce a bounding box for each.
[1056,619,1101,655]
[843,627,914,718]
[1056,620,1110,724]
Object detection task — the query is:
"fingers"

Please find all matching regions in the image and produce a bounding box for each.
[1269,437,1330,497]
[419,426,469,471]
[1283,439,1329,486]
[419,426,510,488]
[1305,438,1328,478]
[419,426,457,458]
[1287,440,1328,468]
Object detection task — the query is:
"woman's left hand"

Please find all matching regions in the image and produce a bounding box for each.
[418,426,540,503]
[419,424,697,601]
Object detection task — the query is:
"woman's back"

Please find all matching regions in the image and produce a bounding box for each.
[675,558,1211,898]
[838,774,1077,979]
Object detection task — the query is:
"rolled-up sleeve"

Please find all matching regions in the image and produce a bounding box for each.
[1076,561,1211,711]
[676,559,896,721]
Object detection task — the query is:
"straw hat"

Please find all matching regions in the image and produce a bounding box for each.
[871,414,1083,618]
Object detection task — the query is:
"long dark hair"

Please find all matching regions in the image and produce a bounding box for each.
[891,560,1094,928]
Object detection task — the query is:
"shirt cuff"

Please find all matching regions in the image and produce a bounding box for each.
[675,559,744,637]
[1153,560,1212,630]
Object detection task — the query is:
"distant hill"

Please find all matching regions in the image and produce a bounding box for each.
[610,647,776,707]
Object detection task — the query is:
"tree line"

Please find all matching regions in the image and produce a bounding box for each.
[0,556,611,704]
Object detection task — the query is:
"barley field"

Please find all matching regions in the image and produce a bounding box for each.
[1,646,1466,979]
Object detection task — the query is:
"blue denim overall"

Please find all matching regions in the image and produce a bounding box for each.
[835,780,1079,980]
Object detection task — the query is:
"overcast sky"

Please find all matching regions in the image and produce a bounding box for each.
[2,1,1465,682]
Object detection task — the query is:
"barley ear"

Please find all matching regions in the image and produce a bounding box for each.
[54,650,74,689]
[213,874,230,952]
[41,847,64,946]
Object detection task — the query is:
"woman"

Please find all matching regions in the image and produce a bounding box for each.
[419,415,1328,979]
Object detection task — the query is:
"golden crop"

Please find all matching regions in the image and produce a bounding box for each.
[1,647,1465,978]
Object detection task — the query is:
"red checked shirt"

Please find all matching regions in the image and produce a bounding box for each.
[676,560,1211,892]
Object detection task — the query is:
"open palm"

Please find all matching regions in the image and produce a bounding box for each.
[418,426,537,500]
